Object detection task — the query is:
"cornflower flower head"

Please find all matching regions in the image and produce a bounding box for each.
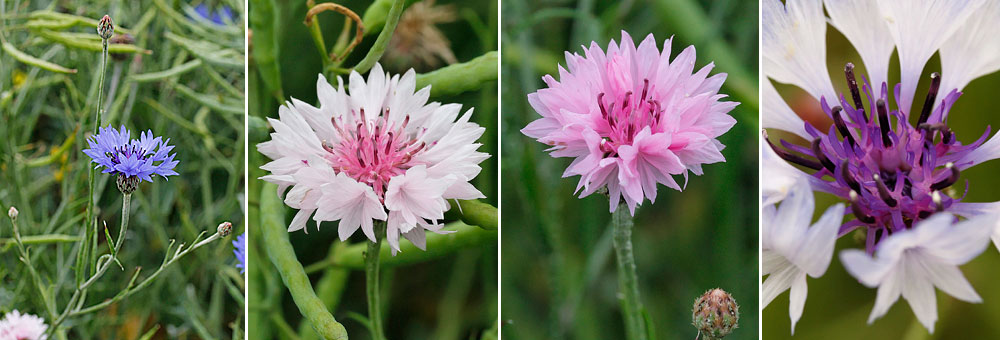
[0,310,48,340]
[234,233,246,274]
[762,0,1000,333]
[257,63,488,252]
[82,125,179,194]
[521,31,738,215]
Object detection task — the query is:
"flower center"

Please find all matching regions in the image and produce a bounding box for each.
[106,144,150,163]
[323,109,425,198]
[596,79,663,155]
[766,63,991,249]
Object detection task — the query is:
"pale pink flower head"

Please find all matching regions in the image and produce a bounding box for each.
[522,31,738,215]
[257,63,488,252]
[0,310,49,340]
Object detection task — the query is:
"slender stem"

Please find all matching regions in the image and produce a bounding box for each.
[366,221,387,340]
[8,214,58,321]
[115,193,131,250]
[612,202,647,340]
[80,40,109,282]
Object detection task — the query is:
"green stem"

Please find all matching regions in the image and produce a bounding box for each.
[79,40,109,283]
[8,213,58,321]
[365,221,386,340]
[414,52,498,97]
[612,203,647,340]
[260,183,348,340]
[352,0,404,74]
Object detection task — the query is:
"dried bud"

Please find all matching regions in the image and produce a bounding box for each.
[97,15,114,40]
[692,288,739,340]
[109,33,134,61]
[116,175,139,194]
[7,206,18,220]
[217,222,233,236]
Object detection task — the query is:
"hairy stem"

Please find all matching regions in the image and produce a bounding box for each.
[79,39,110,283]
[352,0,404,73]
[612,203,647,340]
[8,213,58,321]
[366,221,387,340]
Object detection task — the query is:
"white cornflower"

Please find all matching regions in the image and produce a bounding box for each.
[0,310,48,340]
[257,63,488,252]
[762,180,845,334]
[840,213,996,333]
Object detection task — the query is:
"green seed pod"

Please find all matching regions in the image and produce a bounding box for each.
[692,288,739,340]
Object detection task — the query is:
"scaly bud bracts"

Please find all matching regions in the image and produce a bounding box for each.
[217,222,233,237]
[692,288,739,340]
[97,15,114,40]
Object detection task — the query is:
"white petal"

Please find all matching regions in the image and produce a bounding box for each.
[840,249,889,287]
[768,179,815,255]
[762,258,799,308]
[878,0,986,113]
[763,0,837,102]
[922,212,993,264]
[900,258,938,333]
[788,273,809,335]
[939,1,1000,93]
[761,136,811,206]
[762,80,810,140]
[824,0,895,90]
[867,266,902,324]
[794,203,845,277]
[910,251,981,303]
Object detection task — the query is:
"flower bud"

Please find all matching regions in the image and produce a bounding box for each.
[109,33,134,61]
[117,175,139,194]
[7,206,18,220]
[97,15,114,40]
[217,222,233,237]
[692,288,739,340]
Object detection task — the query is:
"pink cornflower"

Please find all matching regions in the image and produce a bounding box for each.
[521,31,738,214]
[0,310,48,340]
[258,64,488,252]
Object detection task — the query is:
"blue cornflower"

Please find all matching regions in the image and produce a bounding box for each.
[192,3,235,26]
[83,125,178,191]
[233,233,246,274]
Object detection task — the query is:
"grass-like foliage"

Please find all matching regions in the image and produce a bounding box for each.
[0,0,245,339]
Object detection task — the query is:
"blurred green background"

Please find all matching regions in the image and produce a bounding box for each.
[248,0,498,339]
[764,17,1000,340]
[0,0,245,339]
[500,0,758,339]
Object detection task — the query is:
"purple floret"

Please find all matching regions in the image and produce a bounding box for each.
[82,125,179,182]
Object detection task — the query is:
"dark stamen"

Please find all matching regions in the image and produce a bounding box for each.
[764,133,823,170]
[917,72,941,126]
[840,160,861,192]
[844,63,867,121]
[598,93,608,120]
[873,174,897,207]
[930,162,959,190]
[850,190,876,224]
[812,139,836,172]
[876,99,893,147]
[831,106,856,146]
[640,79,649,102]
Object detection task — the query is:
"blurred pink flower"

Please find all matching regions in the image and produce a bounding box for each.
[522,31,737,214]
[0,310,48,340]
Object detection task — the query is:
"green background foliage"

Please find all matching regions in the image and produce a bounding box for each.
[499,0,759,339]
[247,0,499,339]
[764,21,1000,340]
[0,0,245,338]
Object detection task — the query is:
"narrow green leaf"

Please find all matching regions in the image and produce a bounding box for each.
[416,52,498,97]
[2,41,76,74]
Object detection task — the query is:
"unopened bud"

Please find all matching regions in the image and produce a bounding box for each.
[7,206,18,220]
[217,222,233,236]
[97,15,114,40]
[692,288,739,340]
[116,175,139,194]
[109,33,134,61]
